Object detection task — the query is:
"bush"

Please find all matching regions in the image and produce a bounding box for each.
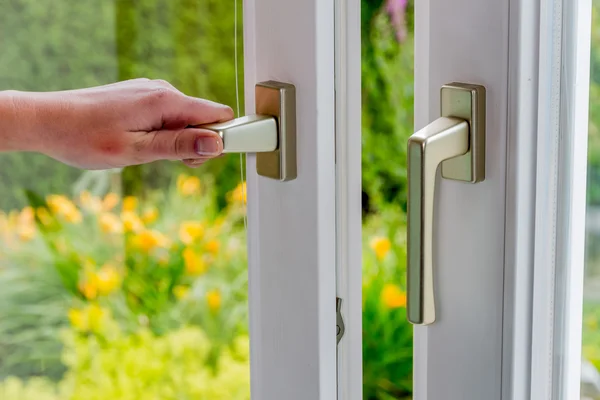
[0,175,249,381]
[0,325,250,400]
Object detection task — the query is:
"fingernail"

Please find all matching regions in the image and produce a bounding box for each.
[195,136,221,156]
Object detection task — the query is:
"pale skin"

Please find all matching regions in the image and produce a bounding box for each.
[0,78,233,169]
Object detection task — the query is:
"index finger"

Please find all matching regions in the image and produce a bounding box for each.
[161,95,234,130]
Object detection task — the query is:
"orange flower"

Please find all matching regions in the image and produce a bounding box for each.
[206,289,222,312]
[102,193,120,211]
[47,194,82,223]
[78,274,99,300]
[205,239,220,255]
[122,196,138,212]
[381,284,407,309]
[369,236,391,260]
[132,230,170,252]
[99,212,122,234]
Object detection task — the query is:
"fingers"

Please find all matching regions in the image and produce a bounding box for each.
[138,128,224,162]
[159,94,234,128]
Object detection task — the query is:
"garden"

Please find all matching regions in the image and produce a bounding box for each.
[1,0,600,399]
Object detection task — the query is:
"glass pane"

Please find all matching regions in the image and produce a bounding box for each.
[361,1,414,398]
[584,1,600,399]
[0,2,249,399]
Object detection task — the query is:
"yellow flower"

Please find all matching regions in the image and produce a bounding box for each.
[17,225,36,241]
[381,284,407,309]
[99,212,122,234]
[205,239,220,255]
[585,316,598,330]
[102,193,120,211]
[78,272,99,300]
[370,236,391,260]
[229,182,247,205]
[87,304,106,332]
[177,174,201,196]
[206,289,222,312]
[178,221,204,245]
[16,207,36,241]
[68,308,87,331]
[121,211,144,233]
[79,191,102,213]
[132,230,170,252]
[0,212,8,235]
[36,207,53,226]
[20,206,34,222]
[173,285,190,299]
[141,207,159,224]
[96,264,121,295]
[183,247,207,275]
[47,194,82,223]
[69,304,107,333]
[122,196,138,212]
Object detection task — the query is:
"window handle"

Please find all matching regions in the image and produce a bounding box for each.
[200,81,296,182]
[407,83,486,325]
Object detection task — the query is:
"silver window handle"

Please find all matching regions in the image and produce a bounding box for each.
[407,83,486,325]
[200,80,297,182]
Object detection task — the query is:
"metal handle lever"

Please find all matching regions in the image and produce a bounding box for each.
[198,80,296,182]
[200,114,278,153]
[407,83,486,325]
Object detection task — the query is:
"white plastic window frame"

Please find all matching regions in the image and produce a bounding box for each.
[504,0,591,399]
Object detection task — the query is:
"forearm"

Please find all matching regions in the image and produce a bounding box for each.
[0,90,39,153]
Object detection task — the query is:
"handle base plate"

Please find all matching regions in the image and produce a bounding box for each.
[255,81,297,181]
[440,83,486,183]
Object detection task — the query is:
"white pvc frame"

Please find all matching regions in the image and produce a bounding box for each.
[505,0,591,399]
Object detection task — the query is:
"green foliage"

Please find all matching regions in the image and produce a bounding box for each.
[0,0,244,211]
[589,3,600,205]
[0,175,248,382]
[362,4,414,213]
[0,257,70,381]
[362,207,412,399]
[0,1,420,398]
[583,301,600,371]
[0,326,250,400]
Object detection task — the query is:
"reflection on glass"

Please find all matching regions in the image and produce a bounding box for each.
[0,1,249,399]
[361,1,414,399]
[584,2,600,399]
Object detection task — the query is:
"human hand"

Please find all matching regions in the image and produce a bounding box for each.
[0,78,233,169]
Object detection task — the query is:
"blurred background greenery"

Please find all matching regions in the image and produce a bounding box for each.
[2,0,600,399]
[3,0,404,398]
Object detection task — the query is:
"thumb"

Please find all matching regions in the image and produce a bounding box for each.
[141,128,223,162]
